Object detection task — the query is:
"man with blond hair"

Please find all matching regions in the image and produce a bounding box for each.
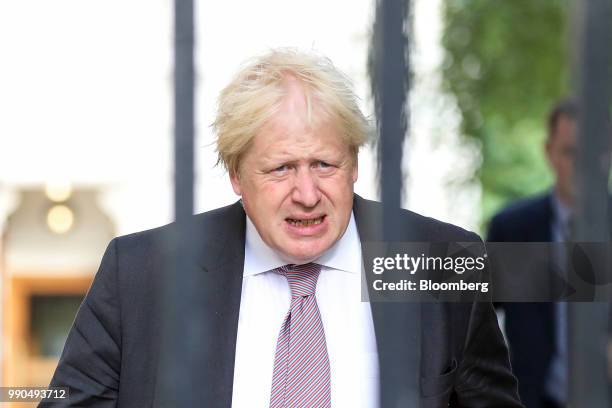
[46,49,523,407]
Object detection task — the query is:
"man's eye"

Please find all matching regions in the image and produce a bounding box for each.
[272,165,290,173]
[315,161,332,169]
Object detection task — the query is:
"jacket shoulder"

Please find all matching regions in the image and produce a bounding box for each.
[113,200,244,255]
[354,195,481,242]
[400,207,480,242]
[491,194,550,225]
[487,193,551,242]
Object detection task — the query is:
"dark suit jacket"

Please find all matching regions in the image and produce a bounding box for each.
[489,192,612,408]
[488,193,559,408]
[43,195,522,407]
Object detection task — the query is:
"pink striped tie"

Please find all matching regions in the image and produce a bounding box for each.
[269,263,331,408]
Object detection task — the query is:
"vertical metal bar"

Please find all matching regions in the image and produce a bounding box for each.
[373,0,419,407]
[568,0,612,405]
[174,0,195,224]
[375,0,408,231]
[157,0,199,406]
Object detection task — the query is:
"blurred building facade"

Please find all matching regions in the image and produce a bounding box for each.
[1,187,113,390]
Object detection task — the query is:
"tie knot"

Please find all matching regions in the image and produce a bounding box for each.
[276,263,321,297]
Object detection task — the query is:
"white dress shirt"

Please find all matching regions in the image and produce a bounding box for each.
[231,212,380,407]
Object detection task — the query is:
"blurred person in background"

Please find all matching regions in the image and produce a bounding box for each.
[488,99,584,408]
[42,49,522,407]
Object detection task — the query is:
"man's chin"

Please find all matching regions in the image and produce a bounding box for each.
[278,243,329,265]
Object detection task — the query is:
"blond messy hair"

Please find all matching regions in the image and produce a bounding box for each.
[213,48,370,176]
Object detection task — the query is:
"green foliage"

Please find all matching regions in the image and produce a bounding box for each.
[441,0,570,226]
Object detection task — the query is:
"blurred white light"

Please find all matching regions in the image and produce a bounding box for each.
[47,204,74,234]
[45,181,73,202]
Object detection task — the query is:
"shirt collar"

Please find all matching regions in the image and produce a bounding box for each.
[243,212,362,277]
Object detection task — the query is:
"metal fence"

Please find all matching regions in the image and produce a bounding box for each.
[158,0,612,406]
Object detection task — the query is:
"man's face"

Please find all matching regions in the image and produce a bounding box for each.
[546,115,577,205]
[230,86,357,264]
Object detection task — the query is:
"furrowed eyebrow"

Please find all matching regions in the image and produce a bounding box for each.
[258,151,347,170]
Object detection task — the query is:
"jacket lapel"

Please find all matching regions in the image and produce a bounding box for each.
[195,201,246,405]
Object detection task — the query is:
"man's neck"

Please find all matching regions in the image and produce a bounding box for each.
[553,185,574,211]
[243,212,361,276]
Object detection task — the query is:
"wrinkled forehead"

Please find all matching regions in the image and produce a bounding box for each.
[251,114,348,161]
[239,111,355,175]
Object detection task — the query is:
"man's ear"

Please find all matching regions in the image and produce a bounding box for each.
[352,157,358,183]
[230,171,242,196]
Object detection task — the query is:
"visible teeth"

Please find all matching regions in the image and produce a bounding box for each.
[288,217,323,226]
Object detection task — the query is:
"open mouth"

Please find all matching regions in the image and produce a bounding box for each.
[286,215,326,227]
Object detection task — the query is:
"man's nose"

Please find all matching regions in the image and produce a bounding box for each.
[292,169,321,207]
